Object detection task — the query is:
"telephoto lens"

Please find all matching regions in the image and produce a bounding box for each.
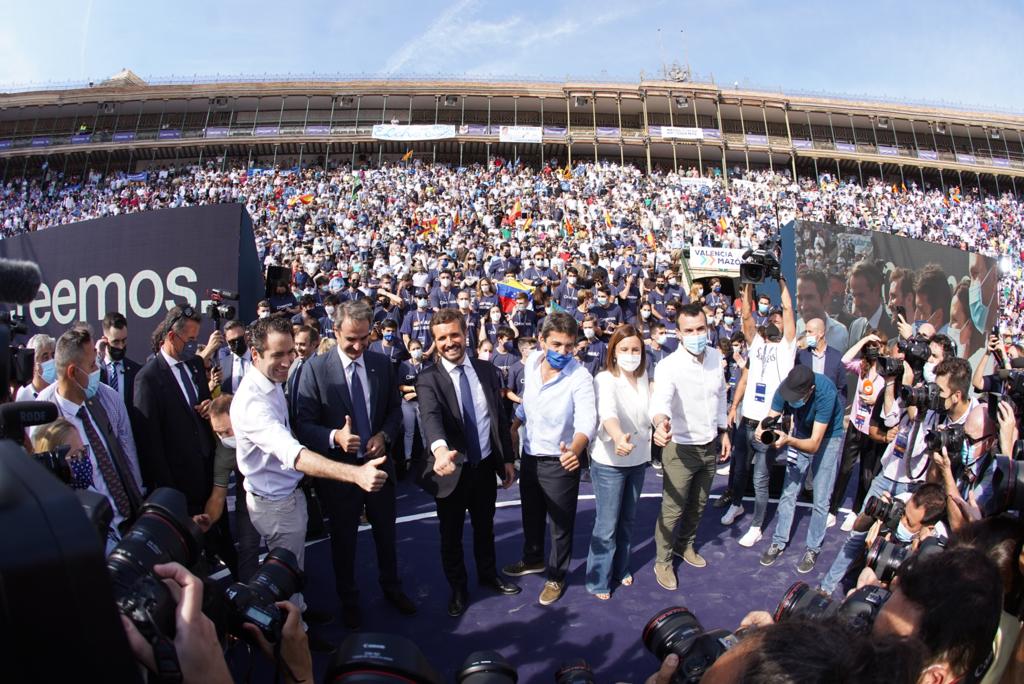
[107,488,202,642]
[327,633,442,684]
[224,547,305,642]
[990,455,1024,514]
[775,581,891,634]
[773,582,838,623]
[864,495,905,531]
[554,659,594,684]
[865,538,911,584]
[457,650,517,684]
[642,607,741,684]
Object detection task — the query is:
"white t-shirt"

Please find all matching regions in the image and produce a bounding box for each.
[741,335,796,422]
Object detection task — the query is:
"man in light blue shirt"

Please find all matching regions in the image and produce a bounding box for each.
[504,312,596,606]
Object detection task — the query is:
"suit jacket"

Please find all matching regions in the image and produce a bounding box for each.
[796,346,848,402]
[132,353,215,513]
[219,351,252,395]
[100,357,142,409]
[849,311,898,347]
[414,357,515,498]
[293,349,402,478]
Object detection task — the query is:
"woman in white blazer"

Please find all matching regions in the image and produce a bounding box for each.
[585,324,653,599]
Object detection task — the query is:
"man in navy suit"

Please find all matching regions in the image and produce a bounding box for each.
[415,308,521,617]
[219,320,252,395]
[796,318,848,402]
[294,299,415,629]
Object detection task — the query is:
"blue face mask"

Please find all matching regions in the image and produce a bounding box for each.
[383,332,395,342]
[968,270,994,332]
[723,316,735,326]
[788,397,807,409]
[180,339,199,361]
[894,520,914,543]
[682,334,708,356]
[76,367,102,400]
[546,349,572,370]
[758,304,769,315]
[40,359,57,384]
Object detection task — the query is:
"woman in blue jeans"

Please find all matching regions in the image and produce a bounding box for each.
[586,325,652,599]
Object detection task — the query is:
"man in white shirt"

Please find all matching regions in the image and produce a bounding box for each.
[651,303,730,591]
[15,333,55,401]
[231,316,387,619]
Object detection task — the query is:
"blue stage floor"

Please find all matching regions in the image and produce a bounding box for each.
[237,465,853,683]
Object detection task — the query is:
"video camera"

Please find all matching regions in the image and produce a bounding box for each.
[206,288,239,331]
[0,310,34,400]
[758,413,793,446]
[739,236,783,285]
[774,581,891,635]
[642,607,745,684]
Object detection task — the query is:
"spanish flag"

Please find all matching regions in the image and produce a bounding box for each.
[718,216,728,234]
[509,199,522,221]
[299,193,314,205]
[604,212,613,228]
[645,230,656,248]
[401,149,414,162]
[522,216,533,231]
[564,217,574,236]
[453,210,460,227]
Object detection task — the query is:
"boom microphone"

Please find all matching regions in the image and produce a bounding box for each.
[0,259,42,304]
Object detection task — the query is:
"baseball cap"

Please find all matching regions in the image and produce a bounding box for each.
[778,365,815,404]
[764,323,782,340]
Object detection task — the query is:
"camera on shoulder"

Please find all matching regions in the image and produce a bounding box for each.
[739,236,782,285]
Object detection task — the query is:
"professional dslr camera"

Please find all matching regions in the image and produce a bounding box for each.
[875,355,904,379]
[896,334,930,373]
[739,236,783,285]
[864,494,906,532]
[978,368,1024,407]
[758,413,793,446]
[774,581,891,635]
[924,423,966,456]
[205,288,239,331]
[900,382,943,412]
[642,607,746,684]
[224,548,304,643]
[866,536,946,584]
[983,440,1024,515]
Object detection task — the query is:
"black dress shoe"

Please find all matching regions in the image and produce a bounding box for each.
[307,631,337,654]
[342,603,362,630]
[302,608,335,626]
[448,587,468,617]
[481,576,522,595]
[384,589,417,615]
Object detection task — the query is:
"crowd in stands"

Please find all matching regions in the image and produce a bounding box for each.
[1,160,1021,333]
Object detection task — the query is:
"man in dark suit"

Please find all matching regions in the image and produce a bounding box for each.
[133,306,237,571]
[294,299,415,629]
[98,311,142,410]
[219,319,252,395]
[847,260,898,344]
[796,318,848,401]
[415,308,521,617]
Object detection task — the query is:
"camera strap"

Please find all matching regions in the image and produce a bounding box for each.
[906,415,930,482]
[150,632,183,684]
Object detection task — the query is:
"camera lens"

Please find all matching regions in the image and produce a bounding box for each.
[457,651,517,684]
[835,585,892,635]
[642,607,704,662]
[328,633,442,683]
[865,538,908,584]
[554,659,594,684]
[774,582,837,623]
[991,456,1024,514]
[248,547,304,605]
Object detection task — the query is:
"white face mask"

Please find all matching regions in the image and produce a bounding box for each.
[220,435,237,449]
[597,297,608,306]
[259,311,270,319]
[411,349,424,360]
[583,328,596,340]
[478,350,492,361]
[325,306,335,316]
[490,312,502,322]
[458,300,471,310]
[655,334,667,346]
[617,353,642,372]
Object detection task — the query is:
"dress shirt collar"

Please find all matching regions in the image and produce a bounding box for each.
[336,347,364,372]
[53,388,84,416]
[159,348,184,369]
[440,354,470,374]
[249,364,280,395]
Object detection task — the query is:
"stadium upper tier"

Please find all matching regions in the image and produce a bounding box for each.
[1,71,1022,189]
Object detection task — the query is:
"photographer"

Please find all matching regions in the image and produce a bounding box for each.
[973,334,1013,393]
[819,357,978,595]
[756,364,845,574]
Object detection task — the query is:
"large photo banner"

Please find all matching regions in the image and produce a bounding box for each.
[789,220,999,369]
[0,204,264,339]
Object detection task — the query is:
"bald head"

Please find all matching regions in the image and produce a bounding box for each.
[964,404,995,442]
[918,322,936,338]
[806,318,825,337]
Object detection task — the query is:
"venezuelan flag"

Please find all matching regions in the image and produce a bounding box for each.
[496,279,533,313]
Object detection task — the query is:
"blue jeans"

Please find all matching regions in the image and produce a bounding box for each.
[729,419,777,528]
[585,461,647,595]
[819,474,917,594]
[770,432,843,553]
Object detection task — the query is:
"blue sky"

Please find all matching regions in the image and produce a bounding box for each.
[3,0,1023,112]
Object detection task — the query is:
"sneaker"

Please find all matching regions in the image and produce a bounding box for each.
[538,580,565,606]
[715,463,731,476]
[738,526,763,547]
[826,513,837,529]
[841,512,857,532]
[712,490,734,509]
[502,560,545,577]
[760,543,784,567]
[653,562,677,591]
[674,547,707,568]
[721,504,745,526]
[797,549,819,574]
[651,460,663,471]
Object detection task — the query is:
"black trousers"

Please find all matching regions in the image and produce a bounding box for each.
[830,429,885,515]
[234,470,260,583]
[315,477,401,606]
[436,461,500,590]
[520,455,581,583]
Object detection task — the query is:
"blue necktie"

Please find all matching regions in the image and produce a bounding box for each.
[348,361,372,459]
[108,362,119,392]
[176,362,198,407]
[455,365,482,466]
